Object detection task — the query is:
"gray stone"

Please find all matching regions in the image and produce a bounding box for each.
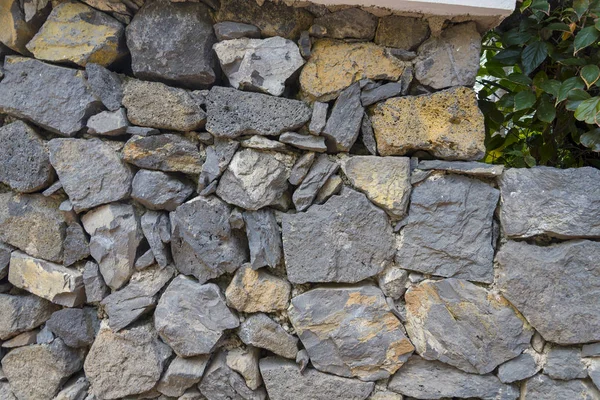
[544,347,587,380]
[0,192,66,263]
[48,138,133,212]
[288,151,315,186]
[0,243,11,280]
[496,240,600,344]
[63,223,90,267]
[123,134,204,175]
[310,8,377,40]
[127,0,218,89]
[84,323,172,400]
[584,343,600,357]
[292,154,339,211]
[240,135,290,152]
[0,57,101,136]
[405,279,533,374]
[521,374,600,400]
[122,80,207,131]
[498,167,600,238]
[226,347,262,390]
[314,174,342,204]
[214,21,261,41]
[415,22,481,89]
[375,16,430,50]
[1,339,85,400]
[289,284,413,380]
[198,137,239,191]
[279,132,327,152]
[87,108,129,136]
[214,37,305,96]
[418,160,504,177]
[85,63,123,111]
[141,211,171,269]
[36,325,54,344]
[132,170,194,211]
[497,351,541,383]
[0,294,58,340]
[388,356,519,400]
[102,265,175,331]
[170,196,247,282]
[1,330,38,348]
[157,355,209,397]
[0,120,54,193]
[296,349,309,373]
[360,112,377,155]
[322,82,363,152]
[54,376,89,400]
[399,65,413,94]
[360,82,403,107]
[216,148,296,210]
[134,249,155,270]
[46,308,98,348]
[82,261,109,303]
[206,86,311,138]
[589,359,600,391]
[283,188,395,283]
[238,313,298,359]
[41,180,63,197]
[260,357,374,400]
[179,387,205,400]
[378,264,409,300]
[0,382,16,400]
[81,203,143,290]
[308,101,328,135]
[396,175,499,283]
[243,208,283,269]
[155,275,239,356]
[126,126,159,136]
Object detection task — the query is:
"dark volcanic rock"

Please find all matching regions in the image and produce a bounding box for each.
[132,169,194,211]
[243,208,283,269]
[85,63,123,111]
[292,154,339,211]
[0,293,58,340]
[321,82,363,152]
[46,308,98,348]
[521,374,600,400]
[238,313,298,359]
[310,8,377,40]
[198,137,240,192]
[214,21,261,41]
[141,211,171,268]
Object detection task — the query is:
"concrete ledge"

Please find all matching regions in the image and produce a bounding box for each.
[310,0,515,16]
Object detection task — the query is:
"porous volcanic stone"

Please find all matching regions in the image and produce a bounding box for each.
[0,0,51,54]
[310,8,377,40]
[198,137,239,192]
[46,308,98,348]
[283,188,395,283]
[157,355,209,397]
[521,374,600,399]
[141,211,171,268]
[0,293,58,340]
[243,209,283,269]
[321,82,363,152]
[497,351,541,383]
[132,170,194,211]
[85,63,123,111]
[214,21,261,41]
[122,134,204,174]
[238,313,298,359]
[292,154,339,211]
[87,108,129,136]
[375,16,430,50]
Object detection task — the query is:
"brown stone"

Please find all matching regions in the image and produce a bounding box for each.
[225,265,291,313]
[374,16,430,50]
[0,0,51,54]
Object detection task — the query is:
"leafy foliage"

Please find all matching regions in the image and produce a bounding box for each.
[478,0,600,168]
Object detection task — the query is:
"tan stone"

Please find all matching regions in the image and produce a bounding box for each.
[0,0,50,54]
[225,265,291,313]
[371,86,485,160]
[375,15,430,50]
[1,330,38,348]
[300,39,406,101]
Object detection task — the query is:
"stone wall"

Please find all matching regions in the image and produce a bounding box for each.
[0,0,599,399]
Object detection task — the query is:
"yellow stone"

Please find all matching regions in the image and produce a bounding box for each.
[371,86,485,160]
[300,39,406,101]
[225,265,291,313]
[0,0,50,54]
[26,2,126,67]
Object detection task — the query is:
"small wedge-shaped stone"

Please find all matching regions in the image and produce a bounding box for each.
[0,293,58,340]
[238,313,298,359]
[26,2,127,67]
[63,223,90,267]
[46,308,98,348]
[521,374,600,400]
[206,86,311,137]
[157,355,210,397]
[155,275,239,356]
[198,137,239,191]
[48,138,133,212]
[87,108,129,136]
[0,57,102,136]
[360,82,403,107]
[279,132,327,152]
[214,37,305,96]
[0,242,12,280]
[226,266,291,312]
[288,151,315,185]
[0,120,54,193]
[289,284,413,381]
[497,351,541,384]
[141,211,171,268]
[405,279,533,374]
[283,188,395,283]
[122,79,207,131]
[243,209,283,269]
[170,196,247,282]
[132,170,194,211]
[226,347,262,390]
[308,102,328,135]
[260,357,375,400]
[321,82,363,152]
[310,8,377,40]
[292,154,339,211]
[388,356,519,400]
[82,261,109,302]
[214,21,261,41]
[418,160,504,177]
[86,63,123,111]
[81,203,142,290]
[240,135,289,152]
[123,134,204,174]
[9,251,85,307]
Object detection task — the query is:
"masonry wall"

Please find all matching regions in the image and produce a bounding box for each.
[0,0,599,399]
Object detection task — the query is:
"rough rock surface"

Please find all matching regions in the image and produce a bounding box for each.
[496,240,600,344]
[0,293,58,340]
[46,308,98,348]
[288,151,315,185]
[310,8,377,40]
[87,108,129,136]
[292,154,339,211]
[132,170,193,211]
[405,279,533,374]
[226,347,262,390]
[122,134,204,174]
[378,264,409,300]
[214,21,261,41]
[85,63,123,111]
[141,211,171,268]
[521,374,600,399]
[360,82,403,107]
[497,351,541,383]
[238,313,298,359]
[308,102,328,135]
[375,15,430,50]
[0,242,12,280]
[321,82,363,152]
[198,138,239,192]
[243,209,283,269]
[418,159,504,177]
[82,261,109,302]
[0,0,51,54]
[279,132,327,152]
[544,347,587,380]
[283,188,395,283]
[157,355,209,397]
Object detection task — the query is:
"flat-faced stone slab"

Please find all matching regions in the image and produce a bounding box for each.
[417,160,504,177]
[82,260,109,303]
[544,346,587,380]
[0,293,58,340]
[292,154,339,211]
[238,313,298,359]
[45,308,98,348]
[198,137,239,192]
[497,351,541,384]
[243,209,283,269]
[85,63,123,111]
[310,8,377,40]
[87,108,129,136]
[521,374,600,400]
[321,82,363,152]
[132,169,194,211]
[122,134,204,174]
[157,355,209,397]
[213,21,261,41]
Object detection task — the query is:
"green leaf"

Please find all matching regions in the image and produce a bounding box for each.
[514,91,537,111]
[498,93,515,109]
[573,0,590,19]
[539,79,561,96]
[565,88,591,111]
[524,154,537,167]
[530,0,550,14]
[536,95,556,122]
[507,72,533,85]
[574,97,600,124]
[503,29,533,47]
[545,22,572,31]
[574,26,600,54]
[557,76,585,103]
[581,64,600,88]
[596,19,600,30]
[492,48,522,65]
[521,41,548,74]
[580,128,600,151]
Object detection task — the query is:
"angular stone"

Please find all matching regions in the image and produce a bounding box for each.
[378,264,409,300]
[170,196,247,282]
[157,355,209,397]
[310,8,377,40]
[127,0,217,88]
[214,0,313,39]
[243,209,283,269]
[298,30,311,58]
[206,86,311,138]
[498,167,600,238]
[0,293,58,340]
[84,323,172,399]
[26,2,126,67]
[214,37,304,97]
[415,22,481,89]
[214,21,261,41]
[360,112,377,155]
[122,79,207,131]
[226,266,290,313]
[289,284,413,380]
[122,134,204,174]
[288,151,315,186]
[418,159,504,177]
[396,174,499,282]
[82,261,109,303]
[126,126,159,136]
[583,343,600,357]
[54,376,89,400]
[48,138,133,212]
[85,63,123,111]
[1,339,85,400]
[226,347,262,390]
[141,211,171,268]
[36,325,54,345]
[496,240,600,344]
[360,82,403,107]
[405,278,533,374]
[375,16,430,50]
[63,223,90,267]
[315,174,342,204]
[279,132,327,152]
[132,170,194,211]
[321,82,363,152]
[238,313,298,359]
[0,57,101,136]
[292,154,339,211]
[216,148,296,210]
[308,101,328,135]
[342,156,411,220]
[590,360,600,391]
[521,374,600,399]
[198,137,239,191]
[260,357,374,400]
[155,275,239,356]
[0,0,51,54]
[87,108,129,136]
[0,242,12,280]
[300,40,405,101]
[544,347,587,380]
[372,86,485,159]
[497,351,541,383]
[0,382,16,400]
[134,248,155,270]
[81,203,142,290]
[283,188,395,283]
[46,308,98,348]
[388,356,519,400]
[102,265,175,331]
[240,135,289,152]
[1,330,37,348]
[0,120,54,193]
